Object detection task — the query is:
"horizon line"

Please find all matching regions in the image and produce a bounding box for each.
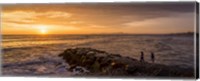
[1,32,195,35]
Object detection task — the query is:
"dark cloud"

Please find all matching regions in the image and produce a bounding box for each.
[3,2,195,12]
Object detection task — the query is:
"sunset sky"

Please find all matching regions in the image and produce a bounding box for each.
[1,2,196,35]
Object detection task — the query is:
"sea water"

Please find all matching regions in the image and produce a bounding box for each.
[1,35,194,76]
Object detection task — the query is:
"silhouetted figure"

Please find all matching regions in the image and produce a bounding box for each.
[140,51,144,62]
[151,52,155,63]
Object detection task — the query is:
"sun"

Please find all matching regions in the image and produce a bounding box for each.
[37,25,48,35]
[40,29,47,34]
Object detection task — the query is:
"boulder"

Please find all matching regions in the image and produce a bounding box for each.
[58,47,194,78]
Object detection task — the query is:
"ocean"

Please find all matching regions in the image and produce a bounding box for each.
[1,34,195,76]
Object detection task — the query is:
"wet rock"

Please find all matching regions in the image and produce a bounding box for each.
[91,61,100,72]
[74,67,84,73]
[58,47,194,78]
[36,66,47,73]
[68,64,77,72]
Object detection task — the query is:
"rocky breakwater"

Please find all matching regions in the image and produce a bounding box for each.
[58,48,194,78]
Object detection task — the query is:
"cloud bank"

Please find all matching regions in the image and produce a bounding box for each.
[2,2,196,34]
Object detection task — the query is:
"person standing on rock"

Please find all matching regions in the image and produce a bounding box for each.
[151,52,155,63]
[140,51,144,62]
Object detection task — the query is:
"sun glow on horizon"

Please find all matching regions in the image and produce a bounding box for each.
[37,25,48,35]
[40,29,47,34]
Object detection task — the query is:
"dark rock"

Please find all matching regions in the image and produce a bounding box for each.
[58,47,194,78]
[68,64,77,72]
[74,67,84,73]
